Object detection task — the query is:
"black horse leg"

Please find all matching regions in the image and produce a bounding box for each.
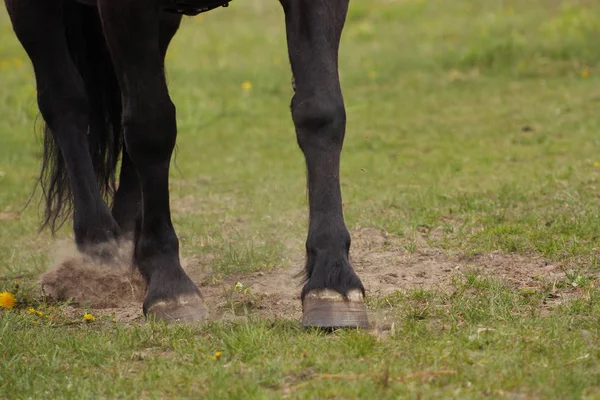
[111,13,182,235]
[111,149,139,234]
[5,0,120,250]
[98,1,205,322]
[280,0,368,328]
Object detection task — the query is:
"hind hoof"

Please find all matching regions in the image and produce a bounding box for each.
[145,293,207,324]
[302,289,368,329]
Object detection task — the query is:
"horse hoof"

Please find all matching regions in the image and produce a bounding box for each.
[145,293,207,324]
[302,289,368,329]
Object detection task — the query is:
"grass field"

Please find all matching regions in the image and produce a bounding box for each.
[1,0,600,398]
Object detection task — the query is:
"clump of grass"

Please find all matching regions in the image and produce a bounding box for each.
[220,281,267,316]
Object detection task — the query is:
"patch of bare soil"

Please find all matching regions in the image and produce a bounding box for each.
[38,228,571,324]
[192,228,568,323]
[197,263,304,321]
[39,240,146,309]
[350,228,565,295]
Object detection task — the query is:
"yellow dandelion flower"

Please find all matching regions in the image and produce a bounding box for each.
[83,313,96,322]
[241,81,252,91]
[36,310,44,317]
[27,307,36,314]
[594,162,600,168]
[581,69,590,79]
[210,351,223,360]
[0,292,15,309]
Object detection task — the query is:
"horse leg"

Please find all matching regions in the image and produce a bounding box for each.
[280,0,368,328]
[98,1,205,322]
[5,0,121,250]
[111,149,139,234]
[111,13,182,235]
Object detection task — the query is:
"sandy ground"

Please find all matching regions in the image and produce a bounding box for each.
[39,227,568,325]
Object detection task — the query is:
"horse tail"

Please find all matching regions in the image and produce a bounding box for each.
[39,1,123,233]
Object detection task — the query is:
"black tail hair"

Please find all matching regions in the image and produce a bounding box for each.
[38,2,123,233]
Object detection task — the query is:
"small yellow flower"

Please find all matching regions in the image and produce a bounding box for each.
[210,351,223,360]
[594,162,600,168]
[36,310,44,317]
[0,292,15,309]
[27,307,36,314]
[581,69,590,79]
[83,313,96,322]
[241,81,252,91]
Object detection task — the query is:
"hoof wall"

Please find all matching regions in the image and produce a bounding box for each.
[302,289,368,329]
[145,293,207,324]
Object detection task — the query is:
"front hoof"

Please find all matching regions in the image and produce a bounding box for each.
[145,293,208,324]
[302,289,368,329]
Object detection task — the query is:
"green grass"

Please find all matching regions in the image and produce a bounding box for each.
[2,273,599,399]
[1,0,600,398]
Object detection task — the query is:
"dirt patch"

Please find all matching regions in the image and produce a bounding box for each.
[191,228,568,322]
[198,265,304,321]
[39,240,146,309]
[37,228,571,323]
[351,227,565,295]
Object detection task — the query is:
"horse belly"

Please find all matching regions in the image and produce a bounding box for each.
[163,0,231,15]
